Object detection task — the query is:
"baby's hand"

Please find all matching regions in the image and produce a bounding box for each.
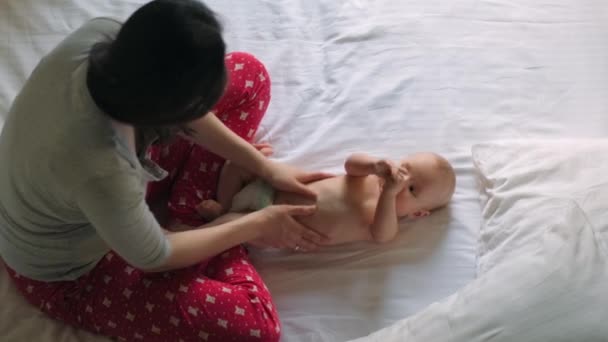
[373,159,397,179]
[374,160,409,194]
[385,167,409,194]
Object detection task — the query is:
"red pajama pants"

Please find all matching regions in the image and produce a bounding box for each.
[5,52,278,342]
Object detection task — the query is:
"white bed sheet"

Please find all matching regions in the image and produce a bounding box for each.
[1,1,607,341]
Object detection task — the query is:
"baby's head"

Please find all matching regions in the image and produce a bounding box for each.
[394,152,455,218]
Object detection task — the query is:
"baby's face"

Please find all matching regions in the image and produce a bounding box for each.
[394,152,455,218]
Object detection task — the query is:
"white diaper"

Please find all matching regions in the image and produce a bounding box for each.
[230,179,275,212]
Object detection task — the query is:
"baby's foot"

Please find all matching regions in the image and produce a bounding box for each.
[252,142,274,157]
[196,200,224,221]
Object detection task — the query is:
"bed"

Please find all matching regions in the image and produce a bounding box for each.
[1,1,607,341]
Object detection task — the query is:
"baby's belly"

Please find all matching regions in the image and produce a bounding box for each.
[274,181,372,245]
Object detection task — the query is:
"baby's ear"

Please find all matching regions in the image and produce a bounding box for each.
[412,210,430,218]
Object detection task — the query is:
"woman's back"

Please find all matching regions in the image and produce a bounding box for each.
[0,18,169,281]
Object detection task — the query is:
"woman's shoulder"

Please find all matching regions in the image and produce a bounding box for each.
[53,18,121,59]
[30,18,122,85]
[67,18,122,51]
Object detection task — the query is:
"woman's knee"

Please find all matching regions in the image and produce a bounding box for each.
[210,51,271,141]
[248,324,281,342]
[226,51,271,87]
[221,322,281,342]
[262,319,282,342]
[177,318,280,342]
[221,51,271,107]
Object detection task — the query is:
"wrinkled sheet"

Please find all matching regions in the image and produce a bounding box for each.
[1,0,607,341]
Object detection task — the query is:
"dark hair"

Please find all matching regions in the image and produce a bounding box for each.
[87,0,227,127]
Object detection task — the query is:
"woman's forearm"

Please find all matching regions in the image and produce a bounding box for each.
[187,113,269,177]
[152,214,260,272]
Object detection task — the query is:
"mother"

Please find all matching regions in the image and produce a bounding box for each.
[0,1,328,341]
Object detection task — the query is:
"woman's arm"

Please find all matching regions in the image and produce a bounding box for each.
[156,205,325,271]
[152,214,261,272]
[167,212,246,232]
[187,113,268,178]
[77,171,323,274]
[187,113,332,197]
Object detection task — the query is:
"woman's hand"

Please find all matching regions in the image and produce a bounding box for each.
[188,114,331,198]
[249,204,329,251]
[262,160,334,199]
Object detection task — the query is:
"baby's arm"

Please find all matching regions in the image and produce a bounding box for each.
[370,188,400,243]
[344,153,380,176]
[369,160,409,243]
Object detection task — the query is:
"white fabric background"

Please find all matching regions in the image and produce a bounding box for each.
[1,1,607,341]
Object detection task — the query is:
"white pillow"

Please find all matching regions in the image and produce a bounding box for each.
[349,140,608,342]
[473,140,608,274]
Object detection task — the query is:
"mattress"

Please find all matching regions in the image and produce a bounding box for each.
[1,0,607,341]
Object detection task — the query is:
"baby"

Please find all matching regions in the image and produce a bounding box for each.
[196,149,456,246]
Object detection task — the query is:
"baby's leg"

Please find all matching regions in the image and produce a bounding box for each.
[217,160,256,210]
[196,161,256,220]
